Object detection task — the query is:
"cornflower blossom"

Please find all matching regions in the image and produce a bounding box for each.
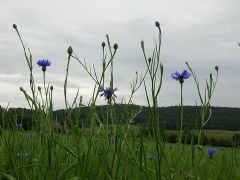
[148,155,156,160]
[37,59,51,72]
[97,150,102,155]
[16,153,28,157]
[208,148,217,159]
[99,86,118,100]
[171,70,191,83]
[28,134,33,138]
[17,124,22,127]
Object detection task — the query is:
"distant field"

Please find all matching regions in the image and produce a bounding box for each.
[166,130,240,141]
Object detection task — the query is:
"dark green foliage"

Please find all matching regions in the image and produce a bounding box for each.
[209,137,218,146]
[218,139,232,147]
[167,133,178,143]
[1,105,240,131]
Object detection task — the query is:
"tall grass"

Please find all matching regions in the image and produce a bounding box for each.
[0,22,239,179]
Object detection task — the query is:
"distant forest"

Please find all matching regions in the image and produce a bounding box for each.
[1,105,240,131]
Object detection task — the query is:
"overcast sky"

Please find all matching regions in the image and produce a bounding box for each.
[1,0,240,110]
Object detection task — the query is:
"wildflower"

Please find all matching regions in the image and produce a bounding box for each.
[99,86,118,100]
[17,124,23,128]
[28,134,33,138]
[220,146,224,150]
[17,153,21,156]
[37,59,51,72]
[23,154,28,157]
[208,148,217,159]
[97,150,102,155]
[148,155,156,160]
[171,70,191,83]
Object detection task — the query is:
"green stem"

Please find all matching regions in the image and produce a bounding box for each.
[179,82,183,143]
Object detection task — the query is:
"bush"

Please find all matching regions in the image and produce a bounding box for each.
[218,139,232,147]
[167,133,178,143]
[209,137,218,146]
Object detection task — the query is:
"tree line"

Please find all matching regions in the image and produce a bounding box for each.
[0,105,239,131]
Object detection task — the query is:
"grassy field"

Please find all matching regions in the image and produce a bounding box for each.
[166,130,240,141]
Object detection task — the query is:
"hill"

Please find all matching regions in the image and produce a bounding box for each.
[1,105,240,131]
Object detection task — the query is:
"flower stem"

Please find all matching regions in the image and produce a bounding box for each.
[179,82,183,143]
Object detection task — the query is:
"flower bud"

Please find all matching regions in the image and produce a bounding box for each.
[215,66,219,71]
[148,57,151,63]
[67,46,73,55]
[196,145,203,150]
[155,21,160,28]
[179,78,184,84]
[50,85,53,91]
[38,86,41,91]
[42,66,46,72]
[102,41,105,48]
[20,87,24,91]
[113,43,118,50]
[13,24,17,29]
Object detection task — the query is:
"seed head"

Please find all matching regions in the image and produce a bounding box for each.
[67,46,73,55]
[13,24,17,29]
[113,43,118,50]
[155,21,160,28]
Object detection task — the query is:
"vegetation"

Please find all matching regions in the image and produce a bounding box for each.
[0,21,239,179]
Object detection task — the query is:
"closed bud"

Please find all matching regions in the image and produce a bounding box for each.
[67,46,73,55]
[179,78,184,84]
[113,43,118,50]
[50,85,53,91]
[13,24,17,29]
[148,57,151,63]
[102,41,105,48]
[38,86,41,91]
[215,66,219,71]
[155,21,160,28]
[20,87,24,91]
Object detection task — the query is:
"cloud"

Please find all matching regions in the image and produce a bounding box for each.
[1,0,240,109]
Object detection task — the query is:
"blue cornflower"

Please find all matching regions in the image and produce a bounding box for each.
[171,70,191,83]
[97,150,102,155]
[17,124,23,128]
[148,155,155,160]
[208,148,217,154]
[99,86,118,100]
[16,153,21,156]
[37,59,51,72]
[28,133,33,138]
[208,148,217,159]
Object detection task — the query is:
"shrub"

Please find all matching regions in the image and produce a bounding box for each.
[167,133,178,143]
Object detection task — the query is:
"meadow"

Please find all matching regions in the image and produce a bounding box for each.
[0,22,240,179]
